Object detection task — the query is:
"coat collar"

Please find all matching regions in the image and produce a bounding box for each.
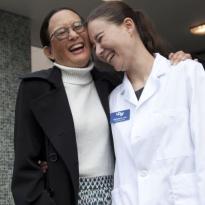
[120,53,171,107]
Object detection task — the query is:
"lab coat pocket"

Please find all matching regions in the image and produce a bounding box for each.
[130,112,168,170]
[155,108,193,161]
[170,173,199,205]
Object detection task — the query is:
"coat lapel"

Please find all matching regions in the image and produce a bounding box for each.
[30,67,79,197]
[94,80,110,120]
[92,68,116,155]
[91,68,113,121]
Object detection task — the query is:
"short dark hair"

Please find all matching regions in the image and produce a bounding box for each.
[40,7,84,47]
[87,1,170,56]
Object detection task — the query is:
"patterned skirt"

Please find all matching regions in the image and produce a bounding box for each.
[78,175,113,205]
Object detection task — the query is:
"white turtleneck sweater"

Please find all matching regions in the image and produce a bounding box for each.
[54,62,114,177]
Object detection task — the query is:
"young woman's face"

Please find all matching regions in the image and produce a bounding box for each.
[88,18,133,71]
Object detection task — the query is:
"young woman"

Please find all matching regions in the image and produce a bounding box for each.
[87,1,205,205]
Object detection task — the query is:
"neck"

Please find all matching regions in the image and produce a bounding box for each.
[126,48,154,91]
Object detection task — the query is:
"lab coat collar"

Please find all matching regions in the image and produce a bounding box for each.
[120,53,171,107]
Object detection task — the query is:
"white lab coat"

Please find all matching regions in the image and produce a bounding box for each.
[109,54,205,205]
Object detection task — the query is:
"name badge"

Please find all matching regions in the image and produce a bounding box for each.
[110,109,130,123]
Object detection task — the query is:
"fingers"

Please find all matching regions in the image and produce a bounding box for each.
[168,50,192,65]
[38,160,48,173]
[168,52,174,59]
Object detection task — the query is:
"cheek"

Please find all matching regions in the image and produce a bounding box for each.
[82,32,90,43]
[113,57,125,70]
[52,45,69,61]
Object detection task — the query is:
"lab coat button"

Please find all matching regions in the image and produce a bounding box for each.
[140,170,149,177]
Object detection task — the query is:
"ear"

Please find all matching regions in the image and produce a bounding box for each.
[43,46,55,61]
[123,17,135,33]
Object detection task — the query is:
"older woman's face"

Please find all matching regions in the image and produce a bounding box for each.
[47,10,91,68]
[88,18,133,71]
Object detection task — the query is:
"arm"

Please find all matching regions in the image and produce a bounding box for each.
[11,81,55,205]
[189,62,205,205]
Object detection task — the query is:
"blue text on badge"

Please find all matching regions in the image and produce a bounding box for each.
[110,109,130,123]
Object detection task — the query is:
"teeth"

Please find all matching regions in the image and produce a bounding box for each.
[70,43,84,51]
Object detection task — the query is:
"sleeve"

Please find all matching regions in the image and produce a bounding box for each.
[11,81,56,205]
[189,62,205,205]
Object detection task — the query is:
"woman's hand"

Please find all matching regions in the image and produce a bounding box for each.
[38,160,48,173]
[169,50,192,65]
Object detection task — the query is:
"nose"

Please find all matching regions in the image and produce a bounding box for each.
[95,44,104,58]
[68,29,79,40]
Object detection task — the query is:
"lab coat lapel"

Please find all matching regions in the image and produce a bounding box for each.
[120,71,160,109]
[130,54,171,168]
[131,54,170,109]
[137,74,160,108]
[121,74,138,106]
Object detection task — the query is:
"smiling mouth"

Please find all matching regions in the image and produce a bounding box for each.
[69,43,85,53]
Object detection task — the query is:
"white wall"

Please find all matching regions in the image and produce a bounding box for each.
[31,46,53,72]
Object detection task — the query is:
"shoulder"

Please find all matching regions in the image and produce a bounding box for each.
[168,59,205,91]
[18,67,56,98]
[173,59,205,76]
[21,67,53,81]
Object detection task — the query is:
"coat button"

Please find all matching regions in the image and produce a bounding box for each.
[48,187,55,197]
[48,152,58,162]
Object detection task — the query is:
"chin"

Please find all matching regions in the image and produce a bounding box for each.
[74,55,90,66]
[78,59,91,67]
[114,65,125,72]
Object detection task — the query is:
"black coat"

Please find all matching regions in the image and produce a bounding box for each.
[199,58,205,69]
[11,66,122,205]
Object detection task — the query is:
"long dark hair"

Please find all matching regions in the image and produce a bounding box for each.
[87,1,170,56]
[40,7,84,47]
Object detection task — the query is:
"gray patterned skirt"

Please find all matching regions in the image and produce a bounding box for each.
[78,175,113,205]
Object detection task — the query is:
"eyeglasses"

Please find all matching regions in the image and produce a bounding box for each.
[50,21,86,40]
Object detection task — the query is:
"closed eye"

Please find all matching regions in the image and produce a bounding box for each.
[96,35,102,43]
[95,32,103,43]
[55,28,67,36]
